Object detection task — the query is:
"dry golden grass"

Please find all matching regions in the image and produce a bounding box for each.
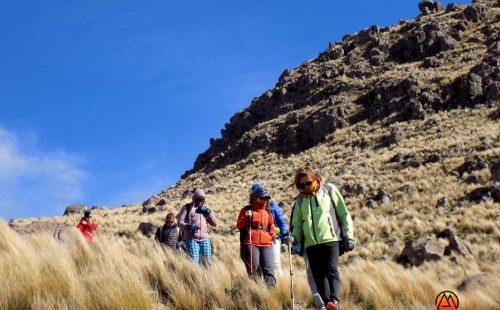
[5,106,500,309]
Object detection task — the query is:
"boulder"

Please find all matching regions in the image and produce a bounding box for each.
[462,5,487,22]
[437,228,472,256]
[156,198,168,207]
[383,128,407,147]
[10,222,71,241]
[418,0,435,14]
[446,3,467,13]
[458,274,490,291]
[491,162,500,183]
[436,197,448,208]
[455,156,487,177]
[463,186,500,202]
[397,236,445,266]
[372,188,391,204]
[464,174,480,184]
[63,204,87,216]
[137,222,158,238]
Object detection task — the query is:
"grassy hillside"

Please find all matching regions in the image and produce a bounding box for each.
[4,0,500,308]
[6,106,499,309]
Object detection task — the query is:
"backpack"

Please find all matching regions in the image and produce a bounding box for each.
[239,204,274,244]
[325,184,348,256]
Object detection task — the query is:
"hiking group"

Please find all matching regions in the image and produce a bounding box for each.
[76,165,354,310]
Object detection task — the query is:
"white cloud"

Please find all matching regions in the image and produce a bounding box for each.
[0,127,85,219]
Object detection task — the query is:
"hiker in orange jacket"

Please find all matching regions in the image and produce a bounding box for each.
[77,211,98,242]
[237,186,276,287]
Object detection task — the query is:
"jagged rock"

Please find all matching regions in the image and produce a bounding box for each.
[372,188,391,204]
[463,186,500,202]
[468,73,483,100]
[455,156,488,177]
[464,174,480,184]
[343,182,366,197]
[437,228,472,256]
[458,274,490,291]
[462,5,487,22]
[454,21,468,31]
[418,0,435,14]
[363,199,377,209]
[156,198,168,207]
[424,153,441,164]
[397,236,445,266]
[10,222,70,241]
[63,204,87,216]
[491,162,500,183]
[137,222,158,238]
[423,57,440,68]
[446,3,467,13]
[384,128,407,147]
[436,197,448,208]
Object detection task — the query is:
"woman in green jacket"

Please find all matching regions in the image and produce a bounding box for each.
[290,166,355,310]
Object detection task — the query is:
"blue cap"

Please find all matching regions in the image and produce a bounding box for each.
[251,183,262,192]
[251,187,271,201]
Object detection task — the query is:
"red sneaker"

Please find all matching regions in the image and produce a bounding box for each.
[326,301,338,310]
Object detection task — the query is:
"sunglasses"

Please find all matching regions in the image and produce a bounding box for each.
[166,221,174,224]
[296,181,313,190]
[195,198,205,202]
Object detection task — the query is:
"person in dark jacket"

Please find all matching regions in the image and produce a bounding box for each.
[155,213,180,251]
[250,183,289,278]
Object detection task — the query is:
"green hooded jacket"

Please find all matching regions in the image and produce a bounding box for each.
[291,183,354,249]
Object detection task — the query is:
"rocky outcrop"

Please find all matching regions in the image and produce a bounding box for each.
[10,222,71,241]
[63,204,87,216]
[137,222,158,238]
[175,0,499,178]
[397,236,445,266]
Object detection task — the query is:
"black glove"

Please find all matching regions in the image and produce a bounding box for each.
[344,238,355,252]
[187,224,200,232]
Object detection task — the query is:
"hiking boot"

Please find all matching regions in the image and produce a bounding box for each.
[326,301,339,310]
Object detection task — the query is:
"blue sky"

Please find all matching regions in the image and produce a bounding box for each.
[0,0,470,219]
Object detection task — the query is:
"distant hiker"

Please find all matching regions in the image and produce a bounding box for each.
[250,183,289,279]
[177,189,217,264]
[155,213,181,251]
[77,211,98,242]
[237,186,276,288]
[290,166,355,310]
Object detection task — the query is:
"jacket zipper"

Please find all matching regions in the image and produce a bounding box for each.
[309,197,318,244]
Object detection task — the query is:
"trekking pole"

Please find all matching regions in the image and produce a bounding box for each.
[288,242,295,310]
[248,222,253,274]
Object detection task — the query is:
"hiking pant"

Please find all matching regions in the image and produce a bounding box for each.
[241,244,276,287]
[304,252,325,309]
[306,241,340,304]
[272,238,282,279]
[185,239,212,264]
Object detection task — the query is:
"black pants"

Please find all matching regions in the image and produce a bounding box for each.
[240,245,276,287]
[306,241,340,304]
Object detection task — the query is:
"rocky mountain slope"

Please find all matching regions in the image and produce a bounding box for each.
[6,1,500,308]
[178,0,499,178]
